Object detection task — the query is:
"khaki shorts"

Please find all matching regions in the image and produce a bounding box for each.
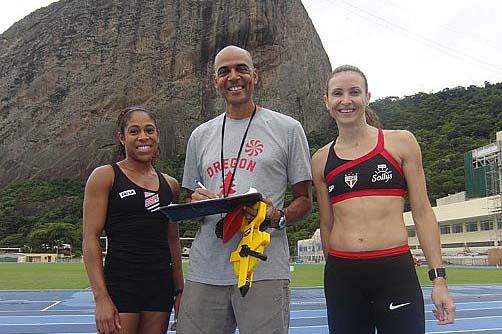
[177,279,290,334]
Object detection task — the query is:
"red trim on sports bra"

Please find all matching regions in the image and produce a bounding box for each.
[380,149,404,177]
[330,188,406,204]
[328,244,410,259]
[325,129,384,184]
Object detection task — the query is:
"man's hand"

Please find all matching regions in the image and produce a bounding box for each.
[242,197,277,224]
[431,278,456,324]
[190,187,221,202]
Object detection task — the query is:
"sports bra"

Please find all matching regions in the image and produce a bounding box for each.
[324,129,407,204]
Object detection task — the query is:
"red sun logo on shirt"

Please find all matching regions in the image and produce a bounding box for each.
[245,139,264,157]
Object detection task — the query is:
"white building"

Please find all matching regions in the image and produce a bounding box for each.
[297,229,324,263]
[406,194,502,256]
[297,193,502,264]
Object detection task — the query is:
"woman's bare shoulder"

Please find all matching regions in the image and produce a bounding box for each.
[162,173,180,193]
[312,141,333,161]
[383,129,415,141]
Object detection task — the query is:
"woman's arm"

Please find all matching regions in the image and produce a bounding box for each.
[82,166,121,333]
[164,175,184,319]
[398,130,455,324]
[312,145,334,259]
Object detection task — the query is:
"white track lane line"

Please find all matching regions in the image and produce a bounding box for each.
[41,301,61,311]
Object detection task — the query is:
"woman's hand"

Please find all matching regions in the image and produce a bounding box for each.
[171,290,182,331]
[94,296,121,334]
[431,279,456,324]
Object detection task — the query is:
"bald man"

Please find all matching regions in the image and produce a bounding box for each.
[177,45,312,334]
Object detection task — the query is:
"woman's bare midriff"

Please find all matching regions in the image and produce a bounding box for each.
[329,196,409,251]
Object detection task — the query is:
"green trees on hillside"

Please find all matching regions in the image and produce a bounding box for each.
[0,179,84,251]
[372,82,502,200]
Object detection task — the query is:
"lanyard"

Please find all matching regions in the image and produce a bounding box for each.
[220,104,257,197]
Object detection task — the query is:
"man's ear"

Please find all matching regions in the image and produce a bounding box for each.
[213,75,218,89]
[253,68,258,84]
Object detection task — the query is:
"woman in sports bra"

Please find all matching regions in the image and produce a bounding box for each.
[83,107,184,334]
[312,65,455,333]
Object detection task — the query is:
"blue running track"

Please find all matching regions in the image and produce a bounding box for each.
[1,285,502,333]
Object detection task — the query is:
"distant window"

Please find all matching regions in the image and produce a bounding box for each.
[407,227,416,237]
[480,221,493,231]
[440,225,451,234]
[452,223,463,233]
[466,222,478,232]
[499,221,502,230]
[466,241,495,247]
[441,242,466,248]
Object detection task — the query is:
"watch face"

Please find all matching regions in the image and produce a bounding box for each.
[428,267,446,280]
[278,216,286,229]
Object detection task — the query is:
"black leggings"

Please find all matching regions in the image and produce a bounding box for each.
[324,252,424,334]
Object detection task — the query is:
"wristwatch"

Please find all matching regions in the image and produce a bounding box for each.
[276,209,287,229]
[428,267,447,281]
[261,208,287,229]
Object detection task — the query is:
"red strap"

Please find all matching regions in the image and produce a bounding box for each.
[380,149,404,177]
[328,244,410,259]
[222,206,244,243]
[330,188,406,204]
[325,129,384,184]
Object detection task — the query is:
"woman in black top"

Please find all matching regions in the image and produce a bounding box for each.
[312,65,455,333]
[83,107,183,334]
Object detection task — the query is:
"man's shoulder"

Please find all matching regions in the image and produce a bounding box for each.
[259,107,302,127]
[190,114,224,137]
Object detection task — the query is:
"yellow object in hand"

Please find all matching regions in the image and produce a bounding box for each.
[229,201,271,297]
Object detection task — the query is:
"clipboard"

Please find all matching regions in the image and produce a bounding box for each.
[156,189,263,222]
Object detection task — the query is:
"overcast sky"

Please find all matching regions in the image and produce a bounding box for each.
[1,0,501,99]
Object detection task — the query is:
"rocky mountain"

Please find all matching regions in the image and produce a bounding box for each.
[0,0,332,189]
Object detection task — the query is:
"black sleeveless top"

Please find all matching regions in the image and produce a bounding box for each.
[324,129,407,204]
[104,163,173,280]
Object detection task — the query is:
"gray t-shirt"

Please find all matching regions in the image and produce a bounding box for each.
[182,107,312,285]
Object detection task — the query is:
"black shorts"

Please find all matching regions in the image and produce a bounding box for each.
[324,251,424,334]
[106,273,175,313]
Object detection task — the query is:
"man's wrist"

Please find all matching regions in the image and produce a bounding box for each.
[264,207,285,228]
[276,209,286,229]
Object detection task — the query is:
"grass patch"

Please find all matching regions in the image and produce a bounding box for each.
[1,263,502,290]
[289,264,502,287]
[416,266,502,286]
[0,263,89,290]
[290,264,324,287]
